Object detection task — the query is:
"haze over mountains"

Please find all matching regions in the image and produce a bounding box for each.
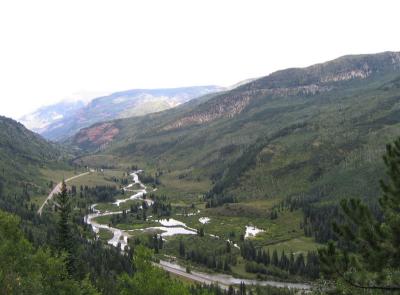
[72,51,400,204]
[20,85,223,141]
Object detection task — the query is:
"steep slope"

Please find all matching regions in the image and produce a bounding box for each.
[72,52,400,203]
[34,86,222,141]
[0,116,66,195]
[19,99,86,134]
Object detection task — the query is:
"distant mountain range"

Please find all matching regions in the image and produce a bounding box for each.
[20,85,224,141]
[20,100,87,134]
[71,51,400,204]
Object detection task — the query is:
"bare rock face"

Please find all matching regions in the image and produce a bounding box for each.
[75,122,119,148]
[161,52,400,131]
[163,93,251,131]
[320,68,372,83]
[162,85,331,131]
[391,52,400,67]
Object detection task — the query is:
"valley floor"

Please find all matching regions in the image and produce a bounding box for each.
[40,167,321,289]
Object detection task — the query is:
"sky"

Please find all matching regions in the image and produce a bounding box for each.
[1,0,400,119]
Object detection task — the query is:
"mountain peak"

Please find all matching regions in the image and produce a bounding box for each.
[159,52,400,131]
[21,85,223,141]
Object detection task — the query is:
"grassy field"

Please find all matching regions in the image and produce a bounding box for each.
[98,228,114,241]
[262,236,322,256]
[67,169,126,187]
[40,168,79,184]
[71,168,321,250]
[63,167,321,280]
[31,167,83,206]
[151,171,211,206]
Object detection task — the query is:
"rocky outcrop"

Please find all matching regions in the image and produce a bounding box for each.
[162,85,331,131]
[162,52,400,132]
[320,67,371,83]
[75,122,119,147]
[163,93,250,130]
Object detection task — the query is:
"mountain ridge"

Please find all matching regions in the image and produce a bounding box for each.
[0,115,67,194]
[70,51,400,207]
[21,85,223,141]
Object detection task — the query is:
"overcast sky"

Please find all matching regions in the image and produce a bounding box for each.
[1,0,399,119]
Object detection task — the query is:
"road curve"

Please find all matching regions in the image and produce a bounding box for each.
[37,171,90,215]
[157,260,311,290]
[83,170,312,291]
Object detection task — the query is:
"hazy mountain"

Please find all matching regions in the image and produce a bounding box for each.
[71,51,400,203]
[19,100,87,134]
[23,86,223,141]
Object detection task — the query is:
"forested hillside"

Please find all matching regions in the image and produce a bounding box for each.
[0,116,68,195]
[72,52,400,204]
[68,52,400,253]
[0,116,272,294]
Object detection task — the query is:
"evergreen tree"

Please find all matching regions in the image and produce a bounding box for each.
[118,246,190,295]
[0,210,99,294]
[239,282,246,295]
[57,180,75,275]
[198,227,205,237]
[271,249,279,266]
[179,240,186,257]
[319,138,400,292]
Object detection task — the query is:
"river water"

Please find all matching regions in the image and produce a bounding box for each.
[84,170,311,290]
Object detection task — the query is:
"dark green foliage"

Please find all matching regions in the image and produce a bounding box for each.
[205,192,237,208]
[241,241,319,279]
[173,237,237,272]
[57,181,75,274]
[138,172,161,186]
[0,209,99,294]
[118,245,253,295]
[150,194,172,217]
[118,245,191,295]
[319,138,400,292]
[302,203,339,243]
[80,185,120,203]
[149,234,163,253]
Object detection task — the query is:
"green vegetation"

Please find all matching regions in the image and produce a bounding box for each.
[319,137,400,293]
[62,52,400,290]
[56,181,75,274]
[0,116,69,196]
[98,228,114,241]
[0,210,99,294]
[117,245,191,295]
[3,52,400,294]
[69,54,400,251]
[68,169,128,187]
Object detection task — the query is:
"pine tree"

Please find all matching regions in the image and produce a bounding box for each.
[289,252,295,274]
[179,240,185,257]
[272,249,279,266]
[319,138,400,292]
[57,180,75,275]
[239,282,246,295]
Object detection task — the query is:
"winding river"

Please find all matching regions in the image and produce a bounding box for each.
[83,171,311,290]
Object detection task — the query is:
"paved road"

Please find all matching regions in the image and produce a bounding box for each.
[82,170,312,291]
[37,171,90,215]
[157,260,311,291]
